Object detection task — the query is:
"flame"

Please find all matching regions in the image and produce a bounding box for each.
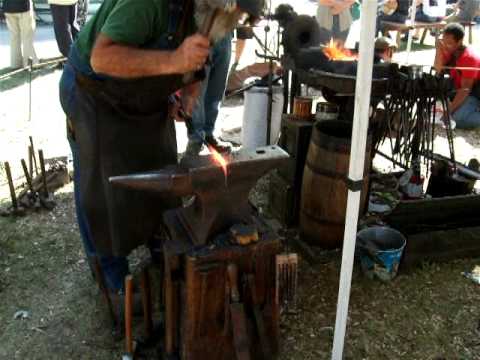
[208,145,228,181]
[323,39,357,61]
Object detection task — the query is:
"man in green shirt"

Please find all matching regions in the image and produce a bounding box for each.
[59,0,263,306]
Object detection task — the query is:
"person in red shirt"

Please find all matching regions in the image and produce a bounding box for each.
[434,22,480,129]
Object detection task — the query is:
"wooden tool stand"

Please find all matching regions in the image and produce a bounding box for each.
[162,216,281,360]
[269,114,314,227]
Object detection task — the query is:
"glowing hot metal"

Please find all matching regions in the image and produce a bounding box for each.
[207,145,228,186]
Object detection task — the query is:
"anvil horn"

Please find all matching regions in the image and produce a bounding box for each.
[109,170,192,196]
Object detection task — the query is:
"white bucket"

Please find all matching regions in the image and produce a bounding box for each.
[242,85,284,150]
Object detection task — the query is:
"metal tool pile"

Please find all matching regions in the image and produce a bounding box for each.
[1,137,69,216]
[375,67,456,171]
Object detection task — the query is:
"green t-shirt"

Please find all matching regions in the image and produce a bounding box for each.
[74,0,172,64]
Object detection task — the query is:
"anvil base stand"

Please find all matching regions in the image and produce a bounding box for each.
[161,210,281,360]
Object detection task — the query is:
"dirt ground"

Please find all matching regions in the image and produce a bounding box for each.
[1,175,480,359]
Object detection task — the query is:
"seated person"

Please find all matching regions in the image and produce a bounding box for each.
[434,22,480,129]
[445,0,480,22]
[379,0,410,26]
[415,0,444,22]
[374,36,398,63]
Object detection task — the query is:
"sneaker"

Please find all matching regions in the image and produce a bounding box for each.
[205,135,232,153]
[184,140,203,157]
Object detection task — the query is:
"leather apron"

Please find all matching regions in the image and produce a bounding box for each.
[73,0,194,256]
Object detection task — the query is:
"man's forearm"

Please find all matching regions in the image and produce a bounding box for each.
[450,89,470,113]
[91,42,178,79]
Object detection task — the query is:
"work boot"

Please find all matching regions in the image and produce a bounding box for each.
[205,135,232,153]
[184,140,203,158]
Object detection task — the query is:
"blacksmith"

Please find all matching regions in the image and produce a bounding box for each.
[434,22,480,129]
[59,0,263,301]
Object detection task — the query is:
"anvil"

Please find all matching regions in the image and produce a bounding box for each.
[110,145,289,246]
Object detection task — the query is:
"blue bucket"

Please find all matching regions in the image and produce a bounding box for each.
[356,227,406,281]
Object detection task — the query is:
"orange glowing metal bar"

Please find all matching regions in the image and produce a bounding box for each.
[323,38,357,61]
[207,145,228,181]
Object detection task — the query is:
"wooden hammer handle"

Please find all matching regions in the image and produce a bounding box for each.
[227,263,240,303]
[125,275,134,354]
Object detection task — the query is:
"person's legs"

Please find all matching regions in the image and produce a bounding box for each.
[19,10,38,66]
[331,14,350,43]
[50,4,75,57]
[60,65,129,292]
[68,3,79,40]
[76,0,89,28]
[5,13,22,68]
[204,35,232,139]
[186,68,209,156]
[232,26,252,71]
[452,96,480,129]
[415,10,440,23]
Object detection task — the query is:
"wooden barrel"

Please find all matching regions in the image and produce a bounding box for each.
[300,120,372,248]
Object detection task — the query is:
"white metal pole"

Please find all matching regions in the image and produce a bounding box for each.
[406,0,418,64]
[331,0,378,359]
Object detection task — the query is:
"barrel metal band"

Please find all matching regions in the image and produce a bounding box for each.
[344,177,364,192]
[306,160,366,191]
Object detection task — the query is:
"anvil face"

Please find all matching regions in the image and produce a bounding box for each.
[110,145,290,246]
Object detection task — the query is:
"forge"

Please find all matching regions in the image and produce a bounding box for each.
[282,49,393,122]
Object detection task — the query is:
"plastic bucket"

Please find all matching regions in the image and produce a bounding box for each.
[356,226,406,281]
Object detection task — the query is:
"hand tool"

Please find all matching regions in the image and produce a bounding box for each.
[4,161,23,215]
[92,257,119,331]
[38,150,56,210]
[29,136,38,176]
[183,8,222,84]
[20,158,40,209]
[247,274,272,359]
[178,107,210,149]
[125,274,134,357]
[140,269,153,339]
[227,263,251,360]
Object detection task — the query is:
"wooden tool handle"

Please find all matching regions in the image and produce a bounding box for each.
[38,150,49,196]
[125,274,134,355]
[140,269,153,338]
[4,162,18,209]
[246,274,258,304]
[227,263,240,303]
[20,159,34,191]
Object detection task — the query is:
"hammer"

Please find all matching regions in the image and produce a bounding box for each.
[183,8,222,84]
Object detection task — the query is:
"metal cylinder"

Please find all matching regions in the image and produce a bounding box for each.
[315,102,339,122]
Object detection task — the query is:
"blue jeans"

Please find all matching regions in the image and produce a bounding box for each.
[190,34,232,143]
[452,96,480,130]
[61,62,128,292]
